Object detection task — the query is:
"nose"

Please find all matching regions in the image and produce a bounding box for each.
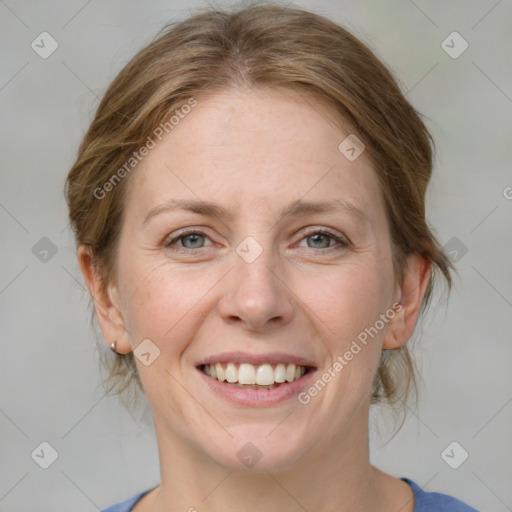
[218,243,295,332]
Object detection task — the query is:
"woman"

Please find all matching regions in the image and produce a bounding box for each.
[65,4,479,511]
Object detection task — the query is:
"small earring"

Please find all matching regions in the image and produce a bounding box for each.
[110,341,118,353]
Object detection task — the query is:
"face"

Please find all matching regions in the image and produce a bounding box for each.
[103,87,404,470]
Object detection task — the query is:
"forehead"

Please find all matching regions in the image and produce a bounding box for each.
[125,87,386,224]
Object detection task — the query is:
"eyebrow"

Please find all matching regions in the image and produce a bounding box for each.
[142,198,368,226]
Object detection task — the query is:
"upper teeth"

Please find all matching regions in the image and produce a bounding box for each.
[203,363,306,385]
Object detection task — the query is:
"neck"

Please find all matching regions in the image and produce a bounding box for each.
[150,406,388,512]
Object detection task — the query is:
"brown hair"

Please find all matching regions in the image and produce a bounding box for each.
[65,3,454,408]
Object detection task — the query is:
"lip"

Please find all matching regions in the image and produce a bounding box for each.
[196,364,317,407]
[196,351,317,368]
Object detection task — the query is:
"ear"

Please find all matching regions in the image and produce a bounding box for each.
[383,254,431,349]
[77,244,132,354]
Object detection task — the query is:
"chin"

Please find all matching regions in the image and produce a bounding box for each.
[202,424,312,472]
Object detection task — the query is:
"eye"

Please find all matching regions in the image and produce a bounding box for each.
[165,229,211,250]
[164,228,349,252]
[297,229,349,251]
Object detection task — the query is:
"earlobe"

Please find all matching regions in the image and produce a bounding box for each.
[383,254,431,350]
[77,244,132,354]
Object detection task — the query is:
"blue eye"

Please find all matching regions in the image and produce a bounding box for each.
[167,231,209,249]
[297,229,349,251]
[165,228,349,252]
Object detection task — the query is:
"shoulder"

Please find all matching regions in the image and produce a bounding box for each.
[100,489,150,512]
[100,480,481,512]
[403,478,480,512]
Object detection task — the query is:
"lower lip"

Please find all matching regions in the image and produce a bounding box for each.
[196,367,317,407]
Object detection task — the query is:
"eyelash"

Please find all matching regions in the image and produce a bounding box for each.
[165,228,349,253]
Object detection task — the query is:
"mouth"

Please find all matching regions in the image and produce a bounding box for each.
[198,362,314,390]
[195,353,317,406]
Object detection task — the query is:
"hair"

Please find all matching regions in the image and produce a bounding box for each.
[65,2,454,410]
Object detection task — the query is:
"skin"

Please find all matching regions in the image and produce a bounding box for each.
[79,87,430,512]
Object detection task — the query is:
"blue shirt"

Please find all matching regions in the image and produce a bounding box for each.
[100,478,480,511]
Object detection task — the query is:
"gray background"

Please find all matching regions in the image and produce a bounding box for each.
[1,1,511,511]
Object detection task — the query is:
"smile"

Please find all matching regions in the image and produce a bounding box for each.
[200,362,310,389]
[195,353,318,406]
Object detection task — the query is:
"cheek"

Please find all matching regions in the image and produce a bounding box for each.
[119,258,215,349]
[302,265,394,401]
[302,259,394,336]
[299,259,395,402]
